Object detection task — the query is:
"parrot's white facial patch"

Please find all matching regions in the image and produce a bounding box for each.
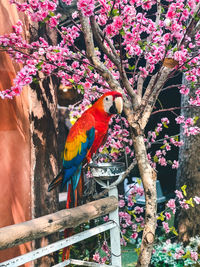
[103,95,123,114]
[103,95,114,113]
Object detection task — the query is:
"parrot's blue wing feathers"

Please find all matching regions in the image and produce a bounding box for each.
[48,119,95,193]
[61,126,95,190]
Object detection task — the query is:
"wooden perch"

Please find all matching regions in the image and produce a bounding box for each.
[0,196,118,250]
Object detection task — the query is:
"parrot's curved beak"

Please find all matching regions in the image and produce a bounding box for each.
[115,96,123,114]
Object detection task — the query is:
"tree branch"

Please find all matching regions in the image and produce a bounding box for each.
[89,16,139,107]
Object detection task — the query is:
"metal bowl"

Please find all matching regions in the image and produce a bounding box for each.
[89,162,125,180]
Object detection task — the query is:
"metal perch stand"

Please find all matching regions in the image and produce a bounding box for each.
[90,162,125,267]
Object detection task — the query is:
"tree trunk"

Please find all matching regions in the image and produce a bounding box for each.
[132,134,157,267]
[30,75,59,266]
[176,75,200,242]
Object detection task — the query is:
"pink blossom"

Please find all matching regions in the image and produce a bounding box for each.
[139,67,149,78]
[113,16,123,30]
[175,190,183,199]
[102,241,109,254]
[134,206,144,214]
[131,232,138,239]
[172,160,179,169]
[125,146,131,154]
[103,215,109,222]
[119,199,125,208]
[120,237,127,246]
[175,116,185,124]
[174,252,182,259]
[165,212,171,220]
[180,200,189,210]
[48,15,61,28]
[93,252,100,263]
[162,222,170,233]
[190,251,198,261]
[101,257,108,264]
[77,0,95,17]
[161,117,170,124]
[159,157,167,166]
[167,199,176,213]
[194,196,200,204]
[179,85,190,95]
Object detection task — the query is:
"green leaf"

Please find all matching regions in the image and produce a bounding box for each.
[126,52,132,59]
[49,11,55,17]
[194,13,200,22]
[174,135,179,141]
[111,147,120,154]
[119,28,125,36]
[182,250,191,259]
[193,116,199,124]
[160,144,167,149]
[32,77,39,84]
[191,81,195,89]
[170,226,178,236]
[181,185,187,197]
[77,84,84,93]
[36,61,43,71]
[68,79,74,83]
[137,225,144,232]
[163,122,169,128]
[110,8,119,16]
[88,65,94,71]
[134,247,141,256]
[167,44,173,51]
[128,64,135,70]
[185,197,194,207]
[136,178,142,185]
[101,147,109,154]
[153,155,159,163]
[157,211,165,221]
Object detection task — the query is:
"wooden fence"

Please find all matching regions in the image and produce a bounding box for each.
[0,194,121,267]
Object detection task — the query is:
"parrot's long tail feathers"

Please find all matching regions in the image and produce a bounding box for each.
[62,172,84,260]
[62,228,73,261]
[66,184,72,209]
[48,170,63,192]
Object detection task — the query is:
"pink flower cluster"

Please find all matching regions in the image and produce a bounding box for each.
[10,0,60,27]
[77,0,95,16]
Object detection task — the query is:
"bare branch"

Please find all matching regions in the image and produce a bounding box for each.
[140,66,172,129]
[79,11,136,111]
[137,75,144,99]
[90,16,120,67]
[90,17,139,107]
[155,0,161,26]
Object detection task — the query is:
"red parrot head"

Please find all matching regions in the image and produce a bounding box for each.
[92,91,123,116]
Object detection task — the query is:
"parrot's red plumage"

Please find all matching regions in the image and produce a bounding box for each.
[48,91,123,260]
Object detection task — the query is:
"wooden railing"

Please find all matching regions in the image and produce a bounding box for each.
[0,195,121,267]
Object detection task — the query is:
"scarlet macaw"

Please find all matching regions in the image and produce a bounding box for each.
[48,91,123,259]
[48,91,123,198]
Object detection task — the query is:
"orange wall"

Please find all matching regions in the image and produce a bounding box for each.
[0,1,32,263]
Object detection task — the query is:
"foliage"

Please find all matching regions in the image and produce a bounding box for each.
[151,235,200,266]
[1,0,200,162]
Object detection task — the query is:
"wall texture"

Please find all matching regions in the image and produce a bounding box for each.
[0,1,59,266]
[0,1,32,264]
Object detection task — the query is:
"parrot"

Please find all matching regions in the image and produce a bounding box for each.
[48,91,123,259]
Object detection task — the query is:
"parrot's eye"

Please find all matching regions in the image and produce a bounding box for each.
[105,97,109,101]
